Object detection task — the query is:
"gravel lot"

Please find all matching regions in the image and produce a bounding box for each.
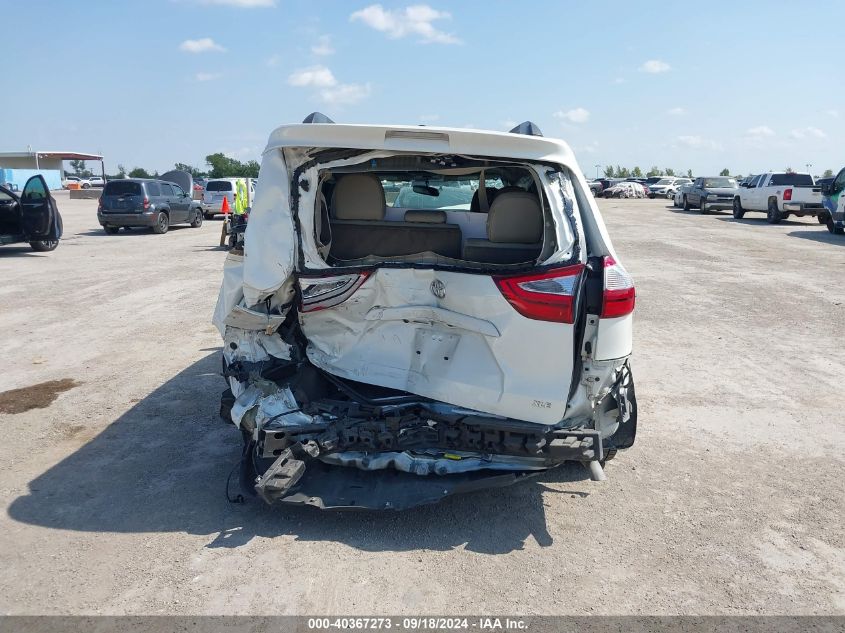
[1,192,843,615]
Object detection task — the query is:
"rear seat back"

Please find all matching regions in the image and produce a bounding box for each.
[328,174,462,260]
[462,191,543,264]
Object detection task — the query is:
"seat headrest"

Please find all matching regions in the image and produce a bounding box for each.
[332,174,385,220]
[404,210,446,224]
[487,191,543,243]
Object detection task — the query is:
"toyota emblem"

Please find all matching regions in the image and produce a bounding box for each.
[430,279,446,299]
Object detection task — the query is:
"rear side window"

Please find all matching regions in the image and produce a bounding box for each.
[770,173,814,186]
[104,181,142,196]
[160,183,174,196]
[146,182,161,196]
[206,181,233,192]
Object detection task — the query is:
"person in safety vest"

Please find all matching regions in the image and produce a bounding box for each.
[234,179,248,215]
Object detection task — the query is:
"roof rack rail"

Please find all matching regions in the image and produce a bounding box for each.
[302,112,335,124]
[508,121,543,137]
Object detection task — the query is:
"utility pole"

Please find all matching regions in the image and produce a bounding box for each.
[594,164,600,179]
[805,163,812,175]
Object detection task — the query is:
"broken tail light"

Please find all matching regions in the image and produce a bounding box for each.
[783,188,793,201]
[299,271,371,312]
[142,197,151,210]
[494,264,585,323]
[602,256,635,318]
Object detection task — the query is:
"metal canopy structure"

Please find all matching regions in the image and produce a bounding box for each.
[0,150,105,175]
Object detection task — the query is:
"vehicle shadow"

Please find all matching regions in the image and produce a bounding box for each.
[75,226,196,237]
[0,246,47,257]
[713,217,812,226]
[8,352,587,554]
[787,230,845,246]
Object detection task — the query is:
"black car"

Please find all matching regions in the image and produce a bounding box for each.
[97,178,204,234]
[0,175,63,252]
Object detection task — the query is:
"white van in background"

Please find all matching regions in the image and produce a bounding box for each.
[201,178,255,218]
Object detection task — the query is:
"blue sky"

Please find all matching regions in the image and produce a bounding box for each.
[3,0,842,177]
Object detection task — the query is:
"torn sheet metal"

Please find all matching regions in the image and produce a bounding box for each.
[230,382,312,429]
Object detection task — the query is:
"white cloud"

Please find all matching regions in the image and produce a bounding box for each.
[419,114,440,122]
[179,38,226,53]
[501,119,517,129]
[554,107,590,124]
[639,59,671,73]
[288,65,371,106]
[676,135,721,150]
[312,35,335,56]
[195,72,221,81]
[790,127,826,139]
[194,0,275,6]
[350,4,461,44]
[746,125,775,137]
[826,109,839,118]
[667,107,685,116]
[288,65,337,88]
[319,83,371,105]
[265,54,281,67]
[578,142,599,154]
[612,77,626,84]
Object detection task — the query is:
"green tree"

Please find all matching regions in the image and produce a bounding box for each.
[686,169,693,178]
[69,159,93,177]
[117,164,127,178]
[603,165,615,178]
[128,167,153,178]
[784,166,795,173]
[822,169,834,178]
[174,162,205,178]
[664,167,675,177]
[205,153,259,178]
[631,166,643,178]
[646,166,661,177]
[615,165,630,178]
[719,168,730,176]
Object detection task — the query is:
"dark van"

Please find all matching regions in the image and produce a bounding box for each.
[97,179,203,234]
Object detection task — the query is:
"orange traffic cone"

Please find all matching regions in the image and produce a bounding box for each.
[219,196,231,247]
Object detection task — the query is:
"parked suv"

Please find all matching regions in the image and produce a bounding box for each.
[213,115,637,510]
[684,176,739,213]
[97,178,203,234]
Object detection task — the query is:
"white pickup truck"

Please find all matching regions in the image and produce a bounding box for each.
[732,172,824,224]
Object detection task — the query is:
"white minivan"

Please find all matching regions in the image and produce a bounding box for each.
[213,116,637,509]
[201,177,254,218]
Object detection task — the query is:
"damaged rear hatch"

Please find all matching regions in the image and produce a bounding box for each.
[213,119,636,509]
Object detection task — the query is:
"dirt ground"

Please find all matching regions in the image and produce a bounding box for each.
[1,191,843,615]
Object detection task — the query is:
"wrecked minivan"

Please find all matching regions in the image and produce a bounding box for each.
[213,115,637,510]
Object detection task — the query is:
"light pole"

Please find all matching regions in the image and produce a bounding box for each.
[805,163,812,175]
[594,164,601,179]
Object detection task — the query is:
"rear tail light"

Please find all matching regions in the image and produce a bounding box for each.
[299,271,371,312]
[494,264,585,323]
[783,188,793,201]
[142,197,150,210]
[602,256,635,318]
[97,197,102,211]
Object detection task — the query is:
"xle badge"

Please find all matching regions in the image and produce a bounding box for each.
[430,279,446,299]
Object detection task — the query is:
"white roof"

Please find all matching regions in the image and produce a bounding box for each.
[263,123,577,166]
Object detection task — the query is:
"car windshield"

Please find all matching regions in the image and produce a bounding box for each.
[385,174,505,210]
[769,173,814,187]
[206,181,233,192]
[703,178,738,188]
[104,181,142,196]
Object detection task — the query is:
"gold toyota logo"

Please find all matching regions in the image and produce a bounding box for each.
[430,279,446,299]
